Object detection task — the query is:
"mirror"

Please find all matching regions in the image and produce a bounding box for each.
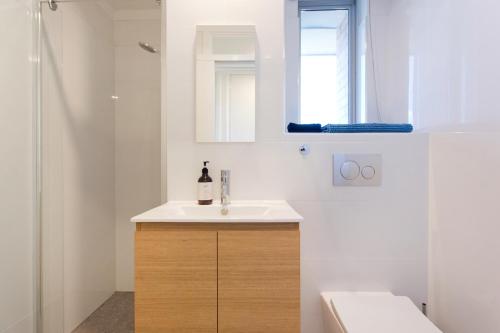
[285,0,415,131]
[196,25,256,142]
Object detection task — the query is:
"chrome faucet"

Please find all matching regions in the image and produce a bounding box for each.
[221,170,231,215]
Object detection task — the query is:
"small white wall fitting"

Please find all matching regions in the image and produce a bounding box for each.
[333,154,382,186]
[299,144,310,156]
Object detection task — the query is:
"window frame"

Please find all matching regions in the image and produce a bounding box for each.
[298,0,357,125]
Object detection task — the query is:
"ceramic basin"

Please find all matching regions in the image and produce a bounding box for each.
[131,200,303,223]
[180,205,269,218]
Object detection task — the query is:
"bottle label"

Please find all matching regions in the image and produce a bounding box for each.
[198,183,213,201]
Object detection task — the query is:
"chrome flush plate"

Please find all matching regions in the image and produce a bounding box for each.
[333,153,382,187]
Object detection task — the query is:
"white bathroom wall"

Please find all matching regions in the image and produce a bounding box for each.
[429,133,500,333]
[399,1,500,332]
[114,9,161,291]
[41,2,116,332]
[165,1,429,332]
[0,1,35,332]
[333,0,496,126]
[372,0,500,131]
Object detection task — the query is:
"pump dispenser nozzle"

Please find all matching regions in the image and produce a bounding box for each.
[202,161,209,174]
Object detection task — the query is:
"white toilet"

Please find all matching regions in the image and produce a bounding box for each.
[321,292,443,333]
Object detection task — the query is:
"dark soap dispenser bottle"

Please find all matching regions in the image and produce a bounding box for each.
[198,161,213,205]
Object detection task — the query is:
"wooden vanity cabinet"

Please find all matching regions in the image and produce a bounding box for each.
[135,223,300,333]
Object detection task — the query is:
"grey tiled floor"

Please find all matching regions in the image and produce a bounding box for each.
[72,292,134,333]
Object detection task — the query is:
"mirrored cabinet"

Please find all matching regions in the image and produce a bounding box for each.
[196,26,256,143]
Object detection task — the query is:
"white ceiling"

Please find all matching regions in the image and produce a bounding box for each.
[111,0,160,10]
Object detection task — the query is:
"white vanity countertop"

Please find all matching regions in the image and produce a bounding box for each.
[131,200,303,223]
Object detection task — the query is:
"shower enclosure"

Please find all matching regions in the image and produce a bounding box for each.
[0,0,163,330]
[37,0,162,331]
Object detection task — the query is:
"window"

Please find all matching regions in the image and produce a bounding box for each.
[287,0,356,126]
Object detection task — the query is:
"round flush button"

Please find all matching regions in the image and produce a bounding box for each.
[340,161,360,180]
[361,166,376,180]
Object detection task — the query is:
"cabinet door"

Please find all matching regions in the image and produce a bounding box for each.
[135,231,217,333]
[218,229,300,333]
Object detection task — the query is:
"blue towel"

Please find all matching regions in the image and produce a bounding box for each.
[322,123,413,133]
[287,123,322,133]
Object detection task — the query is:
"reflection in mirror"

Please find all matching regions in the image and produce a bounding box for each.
[285,0,414,133]
[196,26,256,142]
